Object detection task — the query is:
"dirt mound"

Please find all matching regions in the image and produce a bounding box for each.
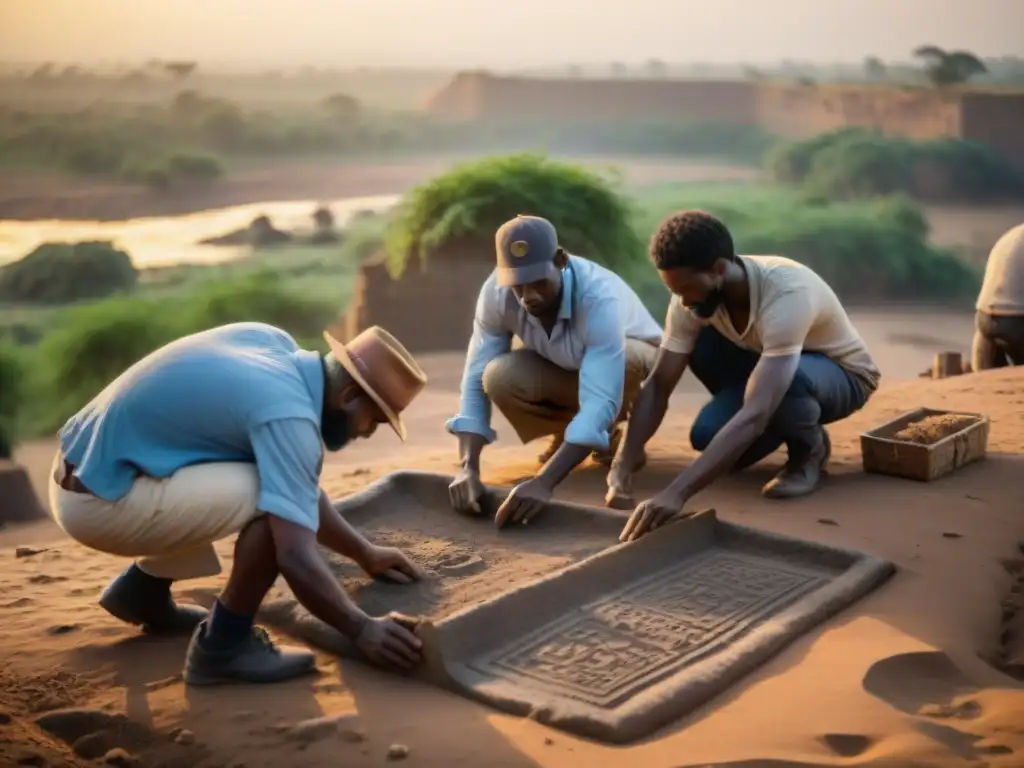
[0,462,46,524]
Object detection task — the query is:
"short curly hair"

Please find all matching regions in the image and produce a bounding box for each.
[649,210,736,271]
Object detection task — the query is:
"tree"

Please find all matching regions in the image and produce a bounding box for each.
[321,92,360,122]
[864,56,888,81]
[164,61,198,81]
[913,45,987,86]
[609,61,628,78]
[645,58,667,78]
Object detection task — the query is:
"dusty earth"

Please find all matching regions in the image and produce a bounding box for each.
[4,336,1024,767]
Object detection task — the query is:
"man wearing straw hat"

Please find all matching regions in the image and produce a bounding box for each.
[49,321,429,684]
[446,214,663,527]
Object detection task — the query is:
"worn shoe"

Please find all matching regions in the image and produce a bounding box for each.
[183,622,317,686]
[762,428,831,500]
[98,570,208,635]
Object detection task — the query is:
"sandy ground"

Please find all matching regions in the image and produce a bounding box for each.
[4,316,1024,767]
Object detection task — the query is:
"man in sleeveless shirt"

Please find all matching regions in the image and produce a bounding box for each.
[607,210,881,541]
[973,223,1024,371]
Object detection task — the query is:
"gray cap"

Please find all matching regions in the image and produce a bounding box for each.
[494,215,559,287]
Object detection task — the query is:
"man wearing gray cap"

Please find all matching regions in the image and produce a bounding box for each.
[446,215,663,526]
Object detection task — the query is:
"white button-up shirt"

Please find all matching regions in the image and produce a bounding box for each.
[446,255,663,450]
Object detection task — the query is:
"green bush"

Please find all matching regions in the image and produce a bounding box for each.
[0,240,138,304]
[180,272,335,346]
[767,128,1024,202]
[385,153,644,279]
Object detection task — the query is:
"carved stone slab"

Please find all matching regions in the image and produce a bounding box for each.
[415,509,895,744]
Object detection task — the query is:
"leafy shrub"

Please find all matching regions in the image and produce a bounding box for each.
[386,153,644,279]
[767,128,1024,202]
[180,272,335,346]
[0,240,138,304]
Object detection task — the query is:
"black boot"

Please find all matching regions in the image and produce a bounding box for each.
[183,622,317,686]
[762,427,831,500]
[98,564,208,635]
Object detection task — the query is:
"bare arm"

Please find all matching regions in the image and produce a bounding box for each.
[458,432,488,473]
[268,515,370,640]
[663,353,800,502]
[315,488,373,565]
[613,348,689,471]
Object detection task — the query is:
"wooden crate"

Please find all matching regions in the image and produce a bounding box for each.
[860,407,990,482]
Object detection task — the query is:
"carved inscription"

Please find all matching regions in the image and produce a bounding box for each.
[472,549,830,707]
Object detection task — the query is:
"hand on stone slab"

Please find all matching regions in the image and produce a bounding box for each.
[494,477,553,528]
[448,467,485,515]
[619,488,687,542]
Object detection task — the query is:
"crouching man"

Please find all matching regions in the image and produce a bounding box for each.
[49,321,430,683]
[447,214,662,527]
[609,210,881,540]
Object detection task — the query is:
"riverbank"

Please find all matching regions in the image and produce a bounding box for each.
[0,155,759,222]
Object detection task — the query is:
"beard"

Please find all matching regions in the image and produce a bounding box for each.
[690,286,724,319]
[320,408,353,452]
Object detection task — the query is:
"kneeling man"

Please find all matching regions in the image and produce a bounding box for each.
[447,214,662,527]
[609,211,880,540]
[50,322,429,683]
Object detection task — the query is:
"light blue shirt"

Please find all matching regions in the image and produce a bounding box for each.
[58,322,327,532]
[446,255,663,451]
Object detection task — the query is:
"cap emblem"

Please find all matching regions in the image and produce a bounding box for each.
[510,240,530,258]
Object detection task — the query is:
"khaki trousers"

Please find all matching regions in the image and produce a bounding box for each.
[48,452,263,581]
[481,339,658,445]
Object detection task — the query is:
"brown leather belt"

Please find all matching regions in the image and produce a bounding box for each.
[55,456,93,495]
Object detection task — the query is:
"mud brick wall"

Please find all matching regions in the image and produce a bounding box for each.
[425,73,759,123]
[341,242,496,353]
[756,84,963,139]
[960,92,1024,170]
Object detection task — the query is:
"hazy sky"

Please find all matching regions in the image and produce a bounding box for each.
[2,0,1022,69]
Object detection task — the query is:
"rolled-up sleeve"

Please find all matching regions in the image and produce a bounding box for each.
[564,297,626,451]
[445,278,512,443]
[250,418,323,532]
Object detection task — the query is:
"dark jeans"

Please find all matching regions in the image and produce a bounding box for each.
[972,311,1024,371]
[688,326,870,468]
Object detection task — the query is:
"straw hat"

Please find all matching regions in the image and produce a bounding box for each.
[322,326,427,440]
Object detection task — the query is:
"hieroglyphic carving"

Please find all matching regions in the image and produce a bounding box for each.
[471,549,831,707]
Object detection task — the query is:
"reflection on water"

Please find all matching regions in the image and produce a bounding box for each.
[0,194,401,269]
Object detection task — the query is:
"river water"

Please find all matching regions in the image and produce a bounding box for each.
[0,194,401,269]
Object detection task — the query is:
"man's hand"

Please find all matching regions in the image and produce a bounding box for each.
[357,545,428,584]
[605,462,636,510]
[448,467,485,515]
[619,488,688,542]
[494,477,553,528]
[355,612,423,672]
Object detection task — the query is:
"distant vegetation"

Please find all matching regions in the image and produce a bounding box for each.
[0,88,776,186]
[766,128,1024,203]
[0,241,137,304]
